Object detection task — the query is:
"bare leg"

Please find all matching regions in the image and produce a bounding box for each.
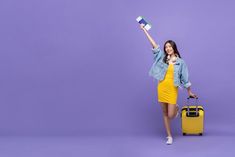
[168,104,178,119]
[160,102,172,137]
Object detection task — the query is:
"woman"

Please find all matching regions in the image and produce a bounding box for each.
[140,24,197,145]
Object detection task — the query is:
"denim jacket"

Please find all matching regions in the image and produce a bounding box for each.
[149,47,191,88]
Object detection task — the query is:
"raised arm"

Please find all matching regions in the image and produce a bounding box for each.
[140,24,158,48]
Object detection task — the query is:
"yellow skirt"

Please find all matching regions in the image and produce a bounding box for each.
[158,64,178,104]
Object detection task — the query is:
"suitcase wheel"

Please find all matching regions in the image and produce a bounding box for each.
[199,133,203,136]
[183,133,186,136]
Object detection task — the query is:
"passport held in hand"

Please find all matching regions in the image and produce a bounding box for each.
[136,16,152,31]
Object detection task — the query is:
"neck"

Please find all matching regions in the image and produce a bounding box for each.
[170,54,176,58]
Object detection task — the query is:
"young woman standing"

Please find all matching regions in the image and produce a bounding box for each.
[140,24,197,145]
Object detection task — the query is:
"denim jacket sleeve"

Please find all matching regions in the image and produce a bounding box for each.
[152,46,164,62]
[180,60,192,88]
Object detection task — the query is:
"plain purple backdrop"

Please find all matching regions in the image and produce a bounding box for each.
[0,0,235,136]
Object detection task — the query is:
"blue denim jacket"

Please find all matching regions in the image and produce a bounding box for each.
[149,47,191,88]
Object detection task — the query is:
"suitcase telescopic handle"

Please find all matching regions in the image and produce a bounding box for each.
[187,95,198,99]
[186,96,199,116]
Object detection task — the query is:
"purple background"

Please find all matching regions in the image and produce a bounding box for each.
[0,0,235,137]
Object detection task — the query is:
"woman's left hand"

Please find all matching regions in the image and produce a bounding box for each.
[188,92,198,98]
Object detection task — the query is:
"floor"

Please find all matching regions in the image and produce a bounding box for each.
[0,128,234,157]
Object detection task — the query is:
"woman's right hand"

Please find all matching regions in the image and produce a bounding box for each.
[140,23,145,30]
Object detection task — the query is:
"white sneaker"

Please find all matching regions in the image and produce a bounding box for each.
[166,136,173,145]
[175,104,179,118]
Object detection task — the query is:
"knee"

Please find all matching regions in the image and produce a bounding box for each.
[168,113,175,119]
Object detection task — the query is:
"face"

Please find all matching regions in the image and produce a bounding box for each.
[165,43,174,55]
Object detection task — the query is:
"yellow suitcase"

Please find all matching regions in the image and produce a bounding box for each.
[181,97,204,136]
